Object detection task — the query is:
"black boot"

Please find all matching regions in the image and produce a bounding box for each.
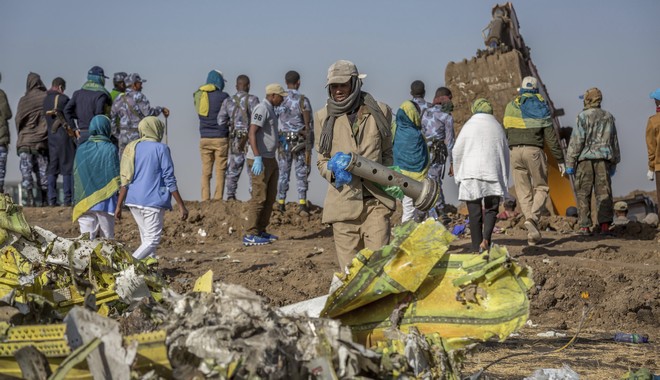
[26,191,35,207]
[40,189,48,207]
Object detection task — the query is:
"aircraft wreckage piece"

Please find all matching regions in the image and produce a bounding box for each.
[0,195,164,318]
[321,219,534,351]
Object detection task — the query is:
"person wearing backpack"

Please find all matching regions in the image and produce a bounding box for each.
[194,70,230,201]
[274,70,313,214]
[217,75,260,201]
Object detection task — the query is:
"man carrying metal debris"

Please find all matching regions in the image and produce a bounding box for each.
[315,60,395,271]
[15,72,48,207]
[217,75,260,201]
[275,70,313,214]
[242,84,286,246]
[419,86,455,223]
[646,88,660,202]
[565,87,620,235]
[503,76,564,245]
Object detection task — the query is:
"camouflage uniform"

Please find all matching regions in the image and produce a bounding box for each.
[274,89,313,202]
[419,104,454,219]
[0,146,6,190]
[411,97,432,115]
[19,152,48,191]
[217,91,259,199]
[110,88,163,157]
[566,107,621,228]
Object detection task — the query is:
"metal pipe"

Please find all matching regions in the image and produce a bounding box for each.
[344,153,439,211]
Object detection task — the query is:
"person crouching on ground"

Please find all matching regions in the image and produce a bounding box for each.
[242,84,287,246]
[115,116,188,259]
[453,99,510,252]
[72,115,120,238]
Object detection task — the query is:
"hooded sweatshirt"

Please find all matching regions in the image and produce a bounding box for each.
[15,73,47,152]
[0,76,12,146]
[194,71,229,138]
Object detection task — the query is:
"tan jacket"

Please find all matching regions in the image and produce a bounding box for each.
[315,101,395,224]
[646,112,660,171]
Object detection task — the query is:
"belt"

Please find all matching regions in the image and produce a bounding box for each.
[510,144,541,150]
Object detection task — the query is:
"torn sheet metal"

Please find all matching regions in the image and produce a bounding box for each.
[322,219,534,352]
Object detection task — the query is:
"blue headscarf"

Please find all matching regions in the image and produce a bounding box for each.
[87,74,105,86]
[72,115,120,221]
[393,100,428,173]
[206,70,225,91]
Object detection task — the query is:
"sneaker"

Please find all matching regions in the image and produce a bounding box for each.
[226,195,236,201]
[242,234,271,246]
[259,231,278,242]
[576,227,591,236]
[599,223,614,236]
[524,219,542,241]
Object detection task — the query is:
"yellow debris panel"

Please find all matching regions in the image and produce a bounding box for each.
[193,269,213,293]
[322,219,534,351]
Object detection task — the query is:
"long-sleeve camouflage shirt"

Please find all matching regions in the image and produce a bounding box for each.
[110,88,162,135]
[275,89,313,133]
[411,97,432,115]
[565,107,621,169]
[217,91,260,133]
[421,104,455,164]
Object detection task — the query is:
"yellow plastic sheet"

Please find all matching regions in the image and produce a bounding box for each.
[322,219,534,351]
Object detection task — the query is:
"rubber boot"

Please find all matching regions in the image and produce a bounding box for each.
[25,190,35,207]
[47,174,58,206]
[63,175,73,206]
[40,189,48,207]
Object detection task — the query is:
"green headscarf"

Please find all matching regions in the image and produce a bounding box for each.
[471,98,493,115]
[120,116,165,186]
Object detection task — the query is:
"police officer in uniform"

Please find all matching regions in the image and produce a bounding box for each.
[275,70,313,213]
[217,75,260,200]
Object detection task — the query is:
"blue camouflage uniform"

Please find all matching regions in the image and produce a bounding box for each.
[419,104,455,218]
[411,97,432,115]
[217,91,260,199]
[274,89,313,203]
[110,87,163,157]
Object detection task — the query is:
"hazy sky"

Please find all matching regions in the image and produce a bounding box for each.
[2,0,659,206]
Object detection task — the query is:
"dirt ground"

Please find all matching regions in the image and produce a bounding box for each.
[22,200,659,379]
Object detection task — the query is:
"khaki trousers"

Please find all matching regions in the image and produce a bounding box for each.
[574,160,613,227]
[332,199,393,271]
[200,138,229,201]
[244,157,278,235]
[511,146,549,222]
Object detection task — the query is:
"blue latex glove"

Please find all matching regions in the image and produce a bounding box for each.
[251,156,264,176]
[609,164,616,177]
[327,152,352,188]
[565,167,575,175]
[278,135,288,151]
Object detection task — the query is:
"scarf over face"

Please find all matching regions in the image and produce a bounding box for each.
[393,100,428,175]
[194,70,225,117]
[120,116,165,186]
[72,115,120,221]
[318,77,391,156]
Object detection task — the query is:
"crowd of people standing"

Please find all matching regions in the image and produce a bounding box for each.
[0,61,657,272]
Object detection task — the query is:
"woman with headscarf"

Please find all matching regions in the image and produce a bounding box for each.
[452,98,509,252]
[115,116,188,260]
[72,115,119,238]
[393,100,429,222]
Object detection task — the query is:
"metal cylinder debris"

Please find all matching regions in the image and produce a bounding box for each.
[344,153,439,211]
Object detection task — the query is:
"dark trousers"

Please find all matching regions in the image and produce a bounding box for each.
[244,157,278,235]
[575,160,612,227]
[466,196,500,252]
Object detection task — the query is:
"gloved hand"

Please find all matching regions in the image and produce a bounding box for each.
[565,167,575,175]
[609,164,616,177]
[648,170,655,181]
[278,135,288,151]
[327,152,352,188]
[251,156,264,176]
[558,163,566,177]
